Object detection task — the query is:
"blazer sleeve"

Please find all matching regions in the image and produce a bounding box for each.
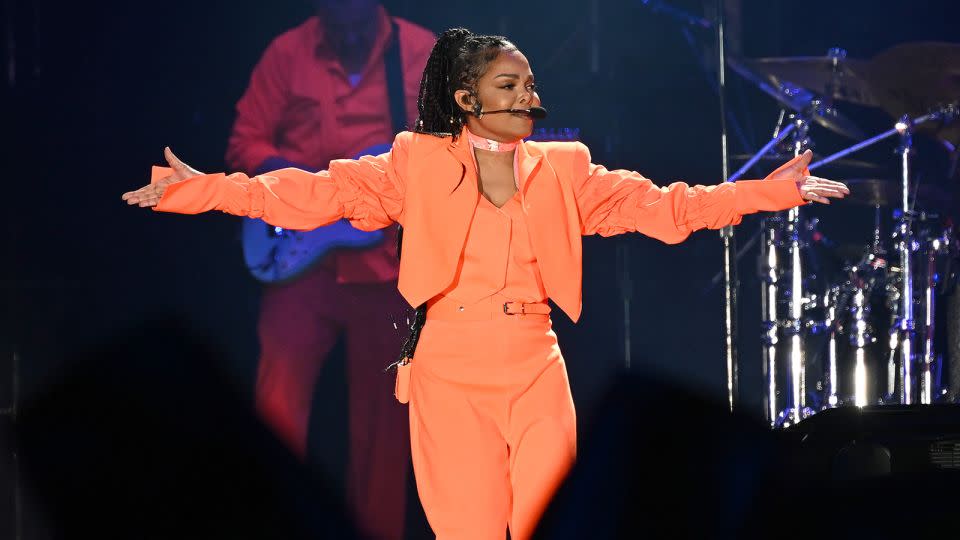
[570,142,806,243]
[151,132,411,231]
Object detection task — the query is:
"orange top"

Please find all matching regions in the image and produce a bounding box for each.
[434,141,548,306]
[151,129,807,321]
[225,8,435,283]
[437,191,548,307]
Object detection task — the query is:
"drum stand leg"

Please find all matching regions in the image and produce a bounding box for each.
[850,286,871,407]
[824,285,840,408]
[761,220,780,426]
[751,120,801,427]
[893,116,917,405]
[802,108,958,407]
[773,116,815,427]
[919,227,950,403]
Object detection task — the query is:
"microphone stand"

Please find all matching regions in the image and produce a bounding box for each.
[638,0,752,410]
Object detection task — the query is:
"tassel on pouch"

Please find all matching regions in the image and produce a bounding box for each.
[394,358,412,404]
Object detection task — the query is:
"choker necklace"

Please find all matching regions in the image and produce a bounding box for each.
[465,129,519,152]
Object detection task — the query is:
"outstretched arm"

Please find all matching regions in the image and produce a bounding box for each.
[572,147,847,243]
[123,134,411,231]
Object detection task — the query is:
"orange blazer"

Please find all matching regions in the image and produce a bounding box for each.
[152,129,806,321]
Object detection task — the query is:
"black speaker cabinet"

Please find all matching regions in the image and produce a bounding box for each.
[782,405,960,479]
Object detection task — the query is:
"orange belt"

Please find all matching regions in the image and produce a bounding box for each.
[426,295,551,321]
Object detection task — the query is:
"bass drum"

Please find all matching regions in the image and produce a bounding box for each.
[817,253,895,408]
[822,225,958,407]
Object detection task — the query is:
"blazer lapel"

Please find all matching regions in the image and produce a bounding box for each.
[515,141,543,195]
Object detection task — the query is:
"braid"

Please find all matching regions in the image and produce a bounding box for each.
[393,28,516,369]
[414,27,516,138]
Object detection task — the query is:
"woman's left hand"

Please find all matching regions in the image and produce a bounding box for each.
[766,149,850,205]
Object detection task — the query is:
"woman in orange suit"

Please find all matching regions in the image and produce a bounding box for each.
[123,28,848,540]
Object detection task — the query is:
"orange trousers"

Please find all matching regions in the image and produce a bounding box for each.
[408,297,577,540]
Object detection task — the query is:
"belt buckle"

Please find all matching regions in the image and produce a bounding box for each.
[503,302,525,315]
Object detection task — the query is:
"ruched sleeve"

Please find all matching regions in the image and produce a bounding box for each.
[570,142,806,243]
[152,132,411,231]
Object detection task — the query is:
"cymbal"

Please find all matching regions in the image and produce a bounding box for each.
[735,55,878,107]
[865,42,960,150]
[866,42,960,117]
[842,178,952,210]
[728,57,867,140]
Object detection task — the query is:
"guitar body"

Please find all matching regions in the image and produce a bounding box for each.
[241,143,393,284]
[242,218,384,284]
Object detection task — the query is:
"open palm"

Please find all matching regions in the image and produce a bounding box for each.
[122,147,201,208]
[766,149,850,205]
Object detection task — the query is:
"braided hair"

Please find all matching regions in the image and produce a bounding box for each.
[393,28,516,367]
[413,28,516,137]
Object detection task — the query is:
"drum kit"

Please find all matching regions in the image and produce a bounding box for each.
[728,42,960,427]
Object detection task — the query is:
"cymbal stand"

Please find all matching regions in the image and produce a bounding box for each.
[890,115,918,404]
[808,109,955,171]
[824,283,841,408]
[920,228,951,403]
[805,107,957,406]
[744,116,799,426]
[760,210,780,425]
[758,110,815,427]
[782,113,814,426]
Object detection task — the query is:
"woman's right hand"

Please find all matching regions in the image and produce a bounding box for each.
[122,147,202,208]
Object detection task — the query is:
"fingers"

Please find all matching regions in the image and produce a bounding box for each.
[801,187,842,203]
[806,176,850,193]
[801,176,850,202]
[130,192,162,207]
[796,148,813,169]
[164,146,187,171]
[121,183,164,206]
[800,174,850,205]
[801,189,831,204]
[806,185,847,197]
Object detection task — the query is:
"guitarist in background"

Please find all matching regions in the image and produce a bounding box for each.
[225,1,434,538]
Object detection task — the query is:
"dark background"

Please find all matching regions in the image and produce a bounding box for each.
[2,0,958,537]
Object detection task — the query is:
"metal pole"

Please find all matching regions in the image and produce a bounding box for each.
[716,0,738,412]
[617,243,633,370]
[895,116,916,404]
[760,219,778,425]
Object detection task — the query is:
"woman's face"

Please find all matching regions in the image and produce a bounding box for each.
[455,48,541,142]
